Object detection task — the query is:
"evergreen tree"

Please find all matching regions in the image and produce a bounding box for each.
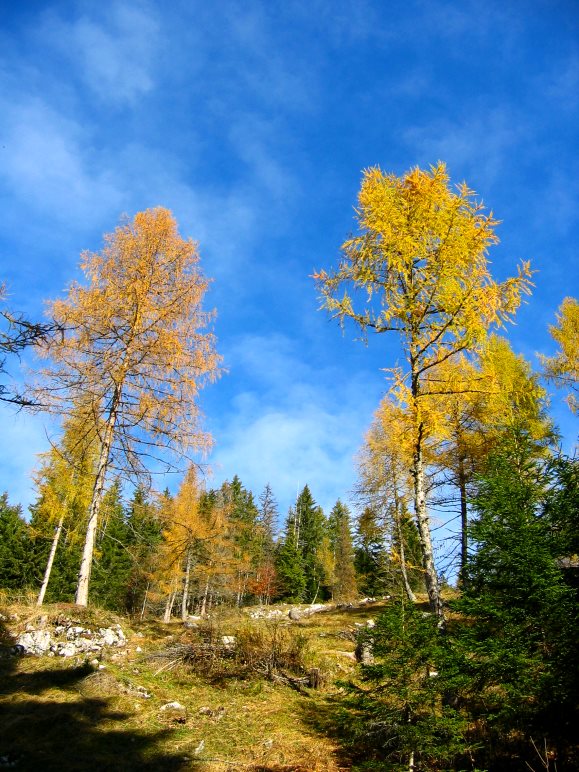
[91,481,133,610]
[0,493,32,591]
[454,433,579,767]
[327,500,357,601]
[221,476,262,605]
[124,486,163,614]
[275,507,306,602]
[296,485,327,602]
[354,506,390,597]
[340,599,469,769]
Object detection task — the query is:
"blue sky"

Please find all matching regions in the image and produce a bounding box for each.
[1,0,577,532]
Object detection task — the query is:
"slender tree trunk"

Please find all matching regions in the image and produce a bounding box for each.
[140,581,150,620]
[37,512,65,606]
[75,389,120,606]
[410,373,444,625]
[181,549,192,621]
[458,456,468,586]
[200,578,210,617]
[163,580,177,623]
[311,579,321,605]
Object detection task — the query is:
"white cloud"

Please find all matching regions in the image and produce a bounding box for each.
[0,95,125,225]
[40,2,159,106]
[207,332,382,523]
[404,108,522,188]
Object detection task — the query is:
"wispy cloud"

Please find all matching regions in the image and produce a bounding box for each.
[404,108,522,189]
[207,332,383,521]
[38,2,159,106]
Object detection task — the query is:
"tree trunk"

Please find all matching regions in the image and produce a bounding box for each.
[200,578,210,616]
[37,512,65,606]
[163,581,177,623]
[75,389,119,606]
[410,376,444,625]
[140,581,150,620]
[458,457,468,586]
[181,549,192,621]
[396,514,416,603]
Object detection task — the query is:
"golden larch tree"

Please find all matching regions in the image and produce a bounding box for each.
[316,163,532,621]
[38,208,220,606]
[541,296,579,414]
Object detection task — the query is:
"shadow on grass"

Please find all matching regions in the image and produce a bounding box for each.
[0,619,192,771]
[298,693,356,771]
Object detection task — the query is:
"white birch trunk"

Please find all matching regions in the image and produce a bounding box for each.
[163,581,177,623]
[37,512,65,606]
[75,389,119,606]
[181,549,192,621]
[410,365,444,624]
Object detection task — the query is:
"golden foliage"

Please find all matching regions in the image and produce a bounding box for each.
[316,162,532,380]
[38,207,220,473]
[541,296,579,414]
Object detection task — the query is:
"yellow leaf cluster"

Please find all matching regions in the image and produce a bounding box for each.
[541,296,579,414]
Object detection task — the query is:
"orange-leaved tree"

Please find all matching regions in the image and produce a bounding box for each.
[37,208,220,606]
[316,163,532,622]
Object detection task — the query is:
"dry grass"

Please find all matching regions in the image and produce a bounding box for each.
[0,600,385,771]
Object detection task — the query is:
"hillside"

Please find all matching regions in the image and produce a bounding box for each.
[0,599,381,771]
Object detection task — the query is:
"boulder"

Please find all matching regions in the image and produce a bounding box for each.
[15,630,52,655]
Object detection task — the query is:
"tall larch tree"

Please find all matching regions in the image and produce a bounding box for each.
[37,208,220,606]
[316,163,532,621]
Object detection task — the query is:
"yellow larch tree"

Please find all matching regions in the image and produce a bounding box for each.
[541,296,579,414]
[358,396,428,602]
[37,208,220,606]
[426,335,553,580]
[317,163,532,621]
[157,465,208,621]
[32,404,99,605]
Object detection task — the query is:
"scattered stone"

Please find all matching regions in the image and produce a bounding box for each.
[263,739,274,749]
[123,683,152,699]
[160,701,187,723]
[14,619,128,658]
[355,640,374,665]
[248,608,285,620]
[221,635,236,648]
[59,642,77,658]
[198,705,226,719]
[16,630,51,655]
[366,619,376,629]
[193,739,205,756]
[288,608,302,621]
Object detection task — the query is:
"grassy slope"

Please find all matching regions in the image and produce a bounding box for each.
[0,601,384,771]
